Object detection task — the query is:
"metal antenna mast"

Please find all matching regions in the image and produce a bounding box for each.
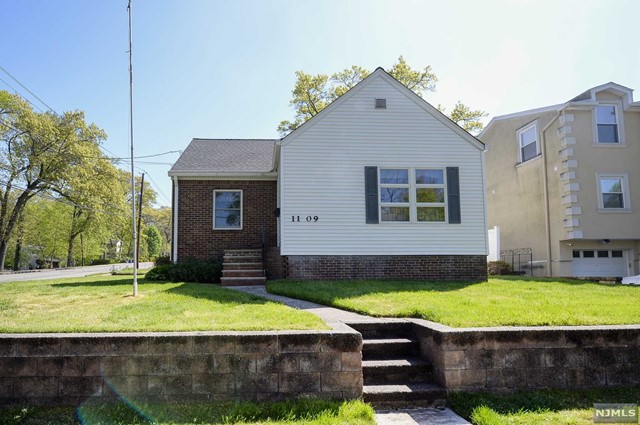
[127,0,138,296]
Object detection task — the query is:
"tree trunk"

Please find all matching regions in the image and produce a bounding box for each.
[13,214,25,270]
[66,235,75,267]
[13,238,22,270]
[0,240,8,271]
[66,206,80,267]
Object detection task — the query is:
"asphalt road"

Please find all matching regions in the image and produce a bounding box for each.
[0,262,154,283]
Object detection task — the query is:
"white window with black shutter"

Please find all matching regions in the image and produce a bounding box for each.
[365,166,460,224]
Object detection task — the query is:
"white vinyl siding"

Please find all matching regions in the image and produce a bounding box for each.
[280,74,487,256]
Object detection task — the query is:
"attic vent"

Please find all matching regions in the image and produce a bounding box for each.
[375,98,387,109]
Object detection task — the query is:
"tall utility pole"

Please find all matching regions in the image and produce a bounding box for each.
[136,173,145,269]
[128,0,138,296]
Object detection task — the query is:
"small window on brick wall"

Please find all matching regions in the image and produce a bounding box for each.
[213,190,242,229]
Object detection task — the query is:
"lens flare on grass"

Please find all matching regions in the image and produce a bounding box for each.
[75,376,156,425]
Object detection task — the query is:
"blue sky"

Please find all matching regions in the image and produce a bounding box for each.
[2,0,639,206]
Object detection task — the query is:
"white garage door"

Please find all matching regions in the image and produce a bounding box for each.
[572,249,628,277]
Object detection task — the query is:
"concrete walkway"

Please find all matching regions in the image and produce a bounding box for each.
[227,286,470,425]
[376,408,470,424]
[227,285,391,324]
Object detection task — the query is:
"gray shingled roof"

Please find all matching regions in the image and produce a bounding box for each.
[169,139,277,175]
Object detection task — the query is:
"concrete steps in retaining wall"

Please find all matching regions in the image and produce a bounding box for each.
[221,249,265,286]
[349,321,446,408]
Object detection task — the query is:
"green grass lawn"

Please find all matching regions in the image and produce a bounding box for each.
[448,387,640,425]
[111,267,151,275]
[0,275,328,332]
[267,276,640,327]
[0,399,375,425]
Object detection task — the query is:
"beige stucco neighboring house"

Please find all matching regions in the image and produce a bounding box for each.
[480,82,640,278]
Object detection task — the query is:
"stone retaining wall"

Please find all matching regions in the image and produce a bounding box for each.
[0,325,362,406]
[413,320,640,391]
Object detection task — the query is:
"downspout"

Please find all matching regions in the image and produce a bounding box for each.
[172,176,179,263]
[540,110,563,277]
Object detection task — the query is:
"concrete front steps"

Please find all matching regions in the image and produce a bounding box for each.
[220,249,266,286]
[348,321,447,408]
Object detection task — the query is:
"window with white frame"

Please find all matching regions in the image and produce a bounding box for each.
[379,169,410,221]
[516,122,539,163]
[213,190,242,229]
[415,169,445,221]
[598,174,629,210]
[379,168,446,222]
[595,105,619,144]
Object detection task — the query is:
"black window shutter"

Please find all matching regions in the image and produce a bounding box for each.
[364,166,379,224]
[446,167,461,224]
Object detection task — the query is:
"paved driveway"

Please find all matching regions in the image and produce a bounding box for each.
[0,262,154,283]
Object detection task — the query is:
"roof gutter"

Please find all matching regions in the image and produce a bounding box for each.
[167,171,278,179]
[172,176,179,263]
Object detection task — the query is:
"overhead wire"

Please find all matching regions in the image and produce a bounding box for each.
[0,65,177,210]
[0,164,130,213]
[0,65,56,112]
[0,64,122,159]
[77,150,182,161]
[0,179,129,218]
[0,76,45,113]
[135,165,171,205]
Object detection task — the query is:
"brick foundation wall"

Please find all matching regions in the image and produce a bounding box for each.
[284,255,487,281]
[413,321,640,391]
[0,328,362,406]
[176,180,277,262]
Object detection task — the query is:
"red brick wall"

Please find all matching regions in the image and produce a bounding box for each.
[176,179,277,262]
[284,255,487,281]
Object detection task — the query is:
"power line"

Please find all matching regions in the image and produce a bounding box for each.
[0,65,56,112]
[0,76,45,113]
[0,164,129,213]
[0,179,129,218]
[77,150,182,161]
[0,64,122,160]
[135,166,171,205]
[136,161,174,165]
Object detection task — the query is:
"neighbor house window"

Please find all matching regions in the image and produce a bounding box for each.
[595,105,619,143]
[516,122,539,163]
[379,168,446,222]
[597,173,630,210]
[213,190,242,229]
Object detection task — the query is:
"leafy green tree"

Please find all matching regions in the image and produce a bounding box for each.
[277,56,485,136]
[58,149,126,266]
[144,225,162,259]
[440,101,488,135]
[114,171,159,258]
[11,198,72,269]
[0,91,107,270]
[144,205,171,254]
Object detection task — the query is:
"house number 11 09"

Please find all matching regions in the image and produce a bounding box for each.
[291,215,319,222]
